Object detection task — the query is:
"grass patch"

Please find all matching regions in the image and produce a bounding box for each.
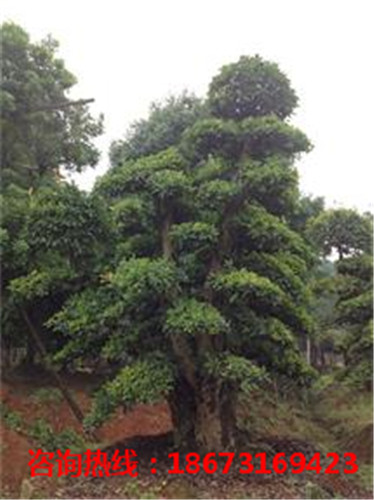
[31,387,63,405]
[0,402,24,432]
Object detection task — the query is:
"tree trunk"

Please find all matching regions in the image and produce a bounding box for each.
[21,308,85,424]
[169,378,236,452]
[168,377,197,449]
[161,211,172,259]
[195,379,236,452]
[306,336,311,365]
[25,334,36,367]
[160,202,236,452]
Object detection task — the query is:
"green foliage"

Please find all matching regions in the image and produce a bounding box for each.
[289,195,325,234]
[25,184,113,268]
[96,147,186,199]
[113,257,179,307]
[9,266,74,302]
[234,204,313,262]
[307,208,372,258]
[204,354,267,393]
[110,92,204,164]
[31,388,63,404]
[336,253,372,282]
[181,118,240,163]
[243,252,306,301]
[147,169,191,200]
[112,196,153,235]
[196,179,239,215]
[1,180,114,360]
[337,291,372,325]
[208,55,298,120]
[170,222,219,255]
[47,284,126,363]
[165,298,229,337]
[0,403,23,431]
[85,356,175,428]
[50,54,317,448]
[239,158,299,215]
[1,22,102,189]
[335,253,373,387]
[241,115,311,160]
[29,419,86,452]
[210,268,311,334]
[308,210,373,387]
[211,268,287,307]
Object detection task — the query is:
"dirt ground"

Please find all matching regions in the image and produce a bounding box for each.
[0,372,372,499]
[0,373,172,497]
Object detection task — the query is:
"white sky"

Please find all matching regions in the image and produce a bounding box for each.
[1,0,373,212]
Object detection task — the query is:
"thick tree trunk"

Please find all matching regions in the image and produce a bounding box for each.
[169,379,236,452]
[195,380,224,452]
[168,377,197,449]
[160,203,236,452]
[195,379,236,452]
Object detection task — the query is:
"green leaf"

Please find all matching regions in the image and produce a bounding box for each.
[165,298,229,336]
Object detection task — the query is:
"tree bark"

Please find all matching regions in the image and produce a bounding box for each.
[195,379,236,452]
[160,203,237,452]
[21,308,85,424]
[25,334,36,367]
[161,211,173,259]
[168,377,197,449]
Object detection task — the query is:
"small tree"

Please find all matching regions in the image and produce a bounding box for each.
[51,56,315,451]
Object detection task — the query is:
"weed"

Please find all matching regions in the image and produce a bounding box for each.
[31,387,63,404]
[0,402,24,431]
[28,419,86,452]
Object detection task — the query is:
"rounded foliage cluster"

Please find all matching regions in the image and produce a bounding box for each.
[208,55,298,120]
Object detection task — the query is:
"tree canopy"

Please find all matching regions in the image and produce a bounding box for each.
[50,55,316,452]
[2,28,371,455]
[1,22,103,189]
[109,92,204,166]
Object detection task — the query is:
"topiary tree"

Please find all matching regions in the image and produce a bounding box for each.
[50,56,316,452]
[308,209,373,387]
[335,253,373,388]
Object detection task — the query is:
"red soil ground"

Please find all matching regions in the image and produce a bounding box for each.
[0,375,172,497]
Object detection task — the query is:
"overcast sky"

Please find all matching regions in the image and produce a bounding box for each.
[1,0,373,212]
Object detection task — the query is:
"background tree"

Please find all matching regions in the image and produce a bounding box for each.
[51,55,316,452]
[0,22,103,189]
[1,183,114,368]
[1,23,106,376]
[109,92,204,166]
[307,208,372,260]
[308,209,373,387]
[289,195,324,235]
